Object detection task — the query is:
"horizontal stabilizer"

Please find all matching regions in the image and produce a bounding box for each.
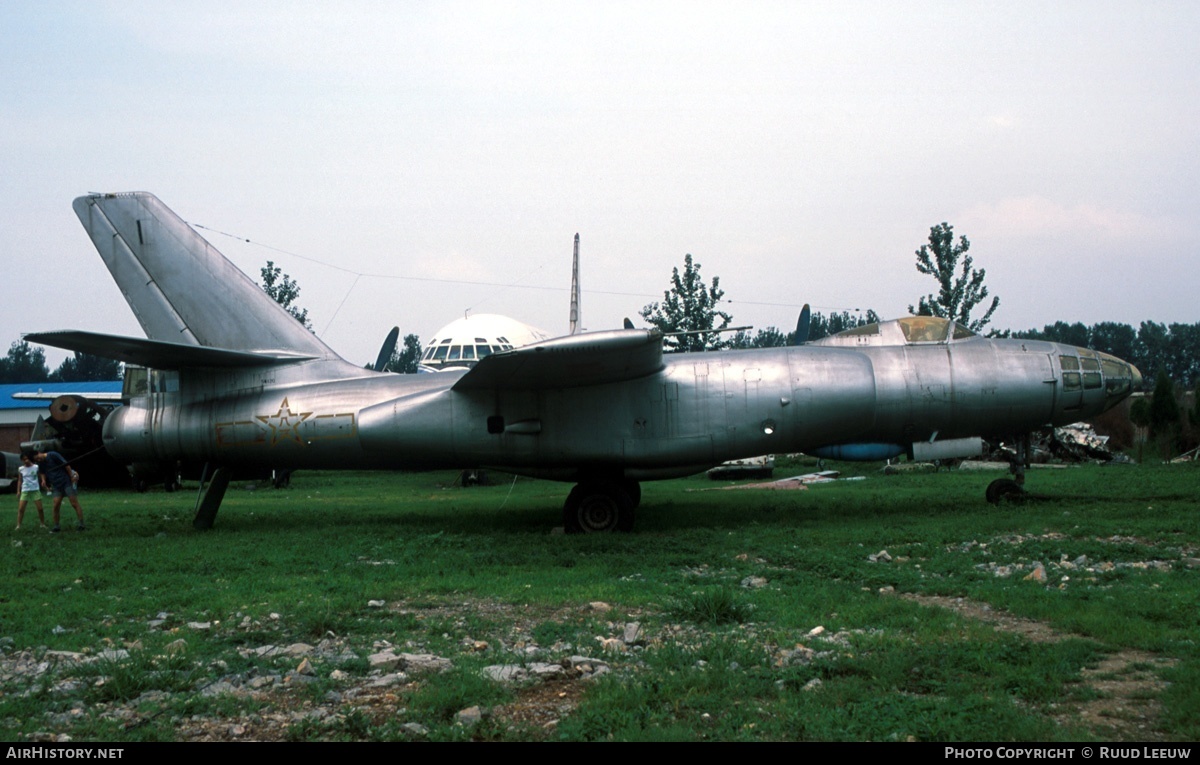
[453,329,664,391]
[25,331,316,370]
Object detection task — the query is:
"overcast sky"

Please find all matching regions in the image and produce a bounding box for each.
[3,1,1197,368]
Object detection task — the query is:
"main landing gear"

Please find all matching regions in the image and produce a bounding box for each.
[986,432,1031,505]
[193,464,233,530]
[562,479,640,533]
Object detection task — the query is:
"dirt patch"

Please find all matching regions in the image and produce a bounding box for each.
[491,673,588,733]
[901,593,1178,741]
[900,594,1066,644]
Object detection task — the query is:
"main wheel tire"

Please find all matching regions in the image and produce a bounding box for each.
[621,479,642,508]
[986,478,1025,505]
[563,481,635,533]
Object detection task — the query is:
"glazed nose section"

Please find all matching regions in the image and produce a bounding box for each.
[1097,351,1139,407]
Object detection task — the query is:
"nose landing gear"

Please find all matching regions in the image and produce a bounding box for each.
[987,432,1031,505]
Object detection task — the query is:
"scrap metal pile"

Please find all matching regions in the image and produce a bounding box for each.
[988,423,1118,464]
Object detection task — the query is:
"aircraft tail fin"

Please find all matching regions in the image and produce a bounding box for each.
[791,304,811,346]
[72,193,337,359]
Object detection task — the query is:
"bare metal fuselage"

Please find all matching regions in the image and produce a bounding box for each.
[26,192,1143,530]
[103,336,1128,482]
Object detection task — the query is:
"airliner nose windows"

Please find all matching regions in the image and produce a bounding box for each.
[419,314,550,372]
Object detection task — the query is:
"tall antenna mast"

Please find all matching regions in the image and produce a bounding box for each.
[569,233,581,335]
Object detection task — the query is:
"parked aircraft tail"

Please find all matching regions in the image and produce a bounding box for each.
[791,304,811,346]
[71,193,337,359]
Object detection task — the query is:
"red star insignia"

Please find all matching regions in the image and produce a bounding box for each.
[256,397,313,446]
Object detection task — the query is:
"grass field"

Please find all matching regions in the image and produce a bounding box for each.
[2,458,1198,741]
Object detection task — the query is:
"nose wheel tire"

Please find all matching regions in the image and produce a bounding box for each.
[564,481,636,533]
[986,478,1026,505]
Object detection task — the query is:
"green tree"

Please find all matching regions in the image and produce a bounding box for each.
[1041,321,1090,347]
[1148,369,1181,458]
[1165,322,1200,389]
[731,325,798,349]
[260,260,312,330]
[640,254,733,352]
[1129,397,1151,430]
[1148,370,1180,438]
[730,326,789,349]
[729,308,881,348]
[1191,384,1200,429]
[0,340,50,383]
[1134,321,1170,388]
[751,326,788,348]
[388,333,424,374]
[50,352,122,382]
[909,223,999,333]
[809,309,881,342]
[1089,321,1138,364]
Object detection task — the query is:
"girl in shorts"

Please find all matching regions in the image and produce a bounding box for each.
[15,452,46,531]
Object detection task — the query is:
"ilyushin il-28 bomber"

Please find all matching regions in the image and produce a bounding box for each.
[27,193,1141,532]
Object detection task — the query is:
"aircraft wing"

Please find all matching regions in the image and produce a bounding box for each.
[25,331,317,369]
[12,391,124,402]
[453,328,665,391]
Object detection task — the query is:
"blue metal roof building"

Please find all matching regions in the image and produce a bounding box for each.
[0,382,123,453]
[0,381,123,410]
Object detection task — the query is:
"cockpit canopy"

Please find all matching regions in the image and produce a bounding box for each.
[812,316,977,348]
